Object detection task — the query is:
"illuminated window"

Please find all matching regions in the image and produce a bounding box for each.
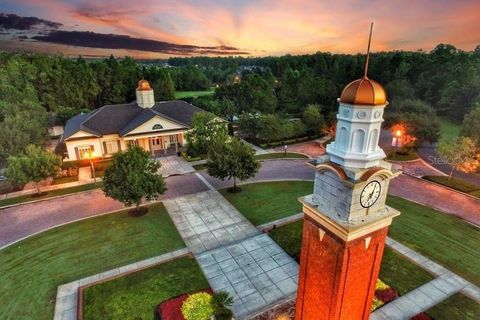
[152,124,163,130]
[78,146,92,159]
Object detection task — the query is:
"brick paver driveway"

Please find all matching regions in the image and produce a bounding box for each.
[0,173,209,248]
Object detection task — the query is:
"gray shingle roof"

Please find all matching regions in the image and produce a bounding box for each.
[62,100,205,141]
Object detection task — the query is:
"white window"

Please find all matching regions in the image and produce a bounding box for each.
[128,140,139,147]
[152,138,161,146]
[170,135,176,143]
[78,146,92,159]
[105,140,119,154]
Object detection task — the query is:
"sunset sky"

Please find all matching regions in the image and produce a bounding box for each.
[1,0,479,58]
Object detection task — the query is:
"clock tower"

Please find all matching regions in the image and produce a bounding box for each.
[295,23,401,320]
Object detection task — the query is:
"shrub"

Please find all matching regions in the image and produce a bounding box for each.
[215,307,233,320]
[181,292,215,320]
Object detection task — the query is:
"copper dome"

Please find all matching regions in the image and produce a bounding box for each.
[137,79,152,91]
[340,77,387,106]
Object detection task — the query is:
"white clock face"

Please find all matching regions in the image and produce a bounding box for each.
[360,180,382,208]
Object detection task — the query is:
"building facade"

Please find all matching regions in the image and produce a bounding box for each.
[61,80,206,161]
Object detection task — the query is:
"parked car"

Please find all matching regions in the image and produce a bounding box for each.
[0,176,7,181]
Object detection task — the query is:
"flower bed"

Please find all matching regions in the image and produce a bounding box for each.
[156,289,213,320]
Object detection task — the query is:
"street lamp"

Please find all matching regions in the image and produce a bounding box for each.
[87,150,97,184]
[392,129,402,160]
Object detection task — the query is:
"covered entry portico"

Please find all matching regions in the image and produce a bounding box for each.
[124,130,185,157]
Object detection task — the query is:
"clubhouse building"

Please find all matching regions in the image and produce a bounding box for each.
[61,80,205,161]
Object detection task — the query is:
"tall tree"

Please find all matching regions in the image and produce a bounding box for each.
[102,145,166,215]
[0,102,48,165]
[437,137,479,180]
[460,102,480,145]
[302,104,326,135]
[5,145,60,194]
[186,112,228,156]
[206,138,260,192]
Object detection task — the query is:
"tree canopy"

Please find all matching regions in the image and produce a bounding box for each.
[102,145,166,214]
[185,112,229,156]
[5,145,60,193]
[206,138,260,192]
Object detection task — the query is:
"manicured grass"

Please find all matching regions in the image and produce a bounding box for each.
[387,195,480,286]
[193,163,207,171]
[423,175,480,196]
[426,293,480,320]
[175,88,214,99]
[224,181,480,285]
[52,176,78,185]
[0,182,101,207]
[219,181,313,225]
[255,152,309,160]
[386,149,419,161]
[0,203,184,320]
[268,221,434,295]
[379,248,434,295]
[471,190,480,198]
[438,116,461,144]
[83,257,209,320]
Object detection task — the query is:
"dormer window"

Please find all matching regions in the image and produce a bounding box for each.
[152,124,163,130]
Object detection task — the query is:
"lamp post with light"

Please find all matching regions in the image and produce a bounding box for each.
[392,129,402,160]
[87,150,97,185]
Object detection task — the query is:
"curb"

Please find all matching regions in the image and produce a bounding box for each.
[0,187,102,211]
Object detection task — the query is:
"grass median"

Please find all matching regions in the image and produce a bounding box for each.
[0,203,184,320]
[0,182,101,207]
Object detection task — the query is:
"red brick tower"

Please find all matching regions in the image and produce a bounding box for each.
[295,23,401,320]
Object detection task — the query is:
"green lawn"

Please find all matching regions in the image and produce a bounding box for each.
[386,195,480,285]
[386,149,419,161]
[219,181,313,225]
[83,257,209,320]
[0,182,101,207]
[255,152,309,160]
[269,220,478,320]
[423,175,480,196]
[438,116,461,144]
[0,203,184,320]
[52,176,78,185]
[223,181,480,285]
[175,88,214,99]
[426,293,480,320]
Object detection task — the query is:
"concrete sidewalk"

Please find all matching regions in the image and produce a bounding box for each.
[163,189,299,319]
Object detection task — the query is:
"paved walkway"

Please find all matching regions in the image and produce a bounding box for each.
[53,248,190,320]
[163,191,259,253]
[272,138,328,158]
[241,139,269,155]
[371,238,479,319]
[78,167,92,181]
[163,189,299,319]
[157,155,195,177]
[392,159,446,178]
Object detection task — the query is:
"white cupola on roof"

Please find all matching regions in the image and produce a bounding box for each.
[326,23,388,169]
[136,79,155,108]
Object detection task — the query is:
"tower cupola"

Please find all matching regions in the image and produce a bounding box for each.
[136,79,155,108]
[326,25,388,169]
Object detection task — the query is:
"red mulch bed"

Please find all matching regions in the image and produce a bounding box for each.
[156,288,213,320]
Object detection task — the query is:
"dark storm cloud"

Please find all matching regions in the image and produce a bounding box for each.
[0,13,62,31]
[32,30,250,55]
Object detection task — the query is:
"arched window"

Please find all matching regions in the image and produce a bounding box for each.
[338,127,348,150]
[368,129,379,152]
[152,124,163,130]
[351,129,365,153]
